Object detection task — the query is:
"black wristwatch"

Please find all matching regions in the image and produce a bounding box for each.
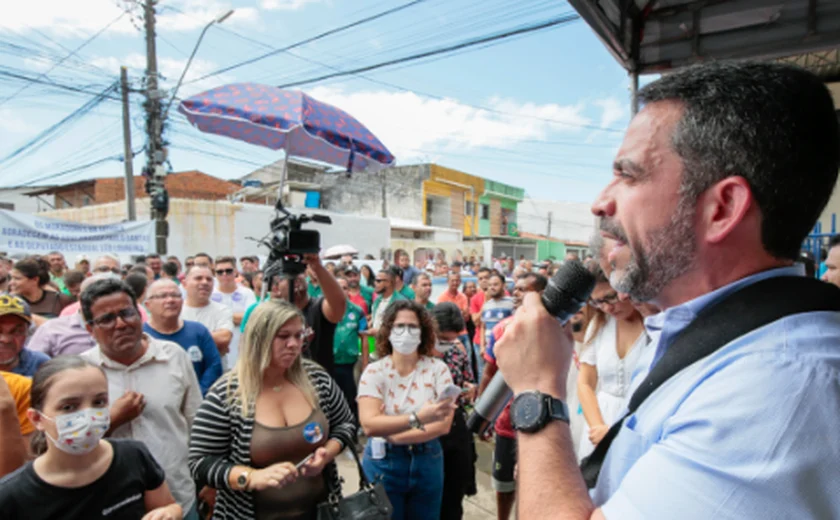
[511,391,569,434]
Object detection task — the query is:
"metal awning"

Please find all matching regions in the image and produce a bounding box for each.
[569,0,840,78]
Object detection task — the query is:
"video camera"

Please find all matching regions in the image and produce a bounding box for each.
[263,200,331,279]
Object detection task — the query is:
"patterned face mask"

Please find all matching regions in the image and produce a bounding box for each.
[40,407,110,455]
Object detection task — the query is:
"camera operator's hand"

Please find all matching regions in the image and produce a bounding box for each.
[302,254,322,268]
[495,292,572,399]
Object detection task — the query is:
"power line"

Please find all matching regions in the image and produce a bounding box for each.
[0,82,118,172]
[0,11,126,107]
[275,14,581,89]
[184,0,431,85]
[18,154,125,187]
[0,68,121,101]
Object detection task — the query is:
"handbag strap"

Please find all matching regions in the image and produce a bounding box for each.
[581,275,840,488]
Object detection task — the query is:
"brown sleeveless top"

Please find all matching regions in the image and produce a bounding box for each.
[250,408,330,520]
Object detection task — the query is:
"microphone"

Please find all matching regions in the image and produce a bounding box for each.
[467,260,596,435]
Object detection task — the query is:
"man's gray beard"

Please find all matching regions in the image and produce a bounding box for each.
[610,196,697,302]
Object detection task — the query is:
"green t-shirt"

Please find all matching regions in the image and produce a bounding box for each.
[423,301,435,311]
[359,285,374,308]
[51,273,68,294]
[307,279,322,299]
[333,301,367,365]
[398,285,415,300]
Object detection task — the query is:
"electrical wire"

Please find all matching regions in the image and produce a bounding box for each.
[0,11,127,107]
[275,14,579,89]
[183,0,432,86]
[0,82,118,172]
[19,154,125,187]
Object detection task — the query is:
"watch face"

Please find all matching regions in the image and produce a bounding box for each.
[513,393,543,432]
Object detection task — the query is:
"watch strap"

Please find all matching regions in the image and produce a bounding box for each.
[545,395,570,424]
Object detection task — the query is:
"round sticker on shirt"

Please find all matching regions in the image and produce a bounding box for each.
[210,293,223,303]
[303,422,324,444]
[348,312,355,320]
[231,291,243,303]
[187,345,203,363]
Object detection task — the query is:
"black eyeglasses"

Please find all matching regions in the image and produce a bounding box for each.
[88,307,140,329]
[589,293,620,308]
[215,268,235,276]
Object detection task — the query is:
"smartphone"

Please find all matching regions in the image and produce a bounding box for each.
[438,384,462,403]
[295,453,314,470]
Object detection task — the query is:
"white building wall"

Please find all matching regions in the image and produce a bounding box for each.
[38,199,391,262]
[518,198,595,243]
[0,188,45,214]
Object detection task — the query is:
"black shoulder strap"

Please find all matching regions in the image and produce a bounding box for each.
[581,276,840,488]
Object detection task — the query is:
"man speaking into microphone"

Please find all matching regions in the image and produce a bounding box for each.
[495,61,840,519]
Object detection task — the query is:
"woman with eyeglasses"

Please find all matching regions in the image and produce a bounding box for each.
[0,356,182,519]
[10,256,72,320]
[358,299,458,520]
[576,263,646,461]
[188,299,355,520]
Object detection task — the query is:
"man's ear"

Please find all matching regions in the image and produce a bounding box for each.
[698,176,753,245]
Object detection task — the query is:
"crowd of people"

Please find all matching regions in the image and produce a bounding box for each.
[0,205,835,520]
[0,245,592,519]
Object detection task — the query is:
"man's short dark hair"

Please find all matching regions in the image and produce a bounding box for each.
[523,272,548,292]
[432,302,465,334]
[63,269,85,287]
[215,256,237,267]
[162,261,179,277]
[388,265,403,279]
[124,273,148,299]
[145,253,160,260]
[828,235,840,250]
[379,269,395,282]
[413,272,431,285]
[80,278,137,322]
[638,62,840,260]
[488,272,505,285]
[478,267,491,276]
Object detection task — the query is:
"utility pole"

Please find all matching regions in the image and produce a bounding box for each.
[143,0,168,254]
[120,67,136,221]
[546,211,552,238]
[380,171,388,218]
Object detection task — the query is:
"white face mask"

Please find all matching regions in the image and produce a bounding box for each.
[390,329,421,355]
[434,340,457,354]
[41,407,110,455]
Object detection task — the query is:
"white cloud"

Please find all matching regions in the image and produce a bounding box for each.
[260,0,322,10]
[593,97,626,129]
[0,0,255,35]
[0,0,136,35]
[305,86,594,162]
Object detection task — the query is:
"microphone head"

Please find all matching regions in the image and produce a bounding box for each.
[540,260,596,321]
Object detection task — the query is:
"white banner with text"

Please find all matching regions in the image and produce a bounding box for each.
[0,210,155,256]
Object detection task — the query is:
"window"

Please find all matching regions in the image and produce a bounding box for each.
[480,203,490,220]
[465,200,474,216]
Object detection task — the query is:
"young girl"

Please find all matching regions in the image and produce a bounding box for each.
[0,356,183,520]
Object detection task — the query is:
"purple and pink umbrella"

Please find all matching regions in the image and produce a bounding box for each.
[178,83,395,173]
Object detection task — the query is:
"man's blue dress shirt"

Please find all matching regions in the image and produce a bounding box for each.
[594,266,840,519]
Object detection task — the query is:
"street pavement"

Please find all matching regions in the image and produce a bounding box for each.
[336,439,501,519]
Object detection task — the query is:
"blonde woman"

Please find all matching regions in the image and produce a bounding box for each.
[188,300,355,520]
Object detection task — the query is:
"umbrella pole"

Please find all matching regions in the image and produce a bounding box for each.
[277,143,289,206]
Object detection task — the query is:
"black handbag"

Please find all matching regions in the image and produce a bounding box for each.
[316,446,393,520]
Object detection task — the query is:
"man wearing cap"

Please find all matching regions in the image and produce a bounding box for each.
[0,295,48,377]
[74,255,91,277]
[342,265,372,314]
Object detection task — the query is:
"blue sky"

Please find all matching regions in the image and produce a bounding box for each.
[0,0,640,206]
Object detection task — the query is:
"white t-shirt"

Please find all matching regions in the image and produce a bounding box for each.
[180,302,234,361]
[358,356,453,415]
[210,286,257,367]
